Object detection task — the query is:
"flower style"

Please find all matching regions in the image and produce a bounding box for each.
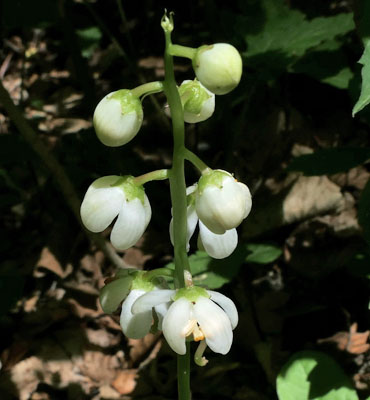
[170,185,238,259]
[196,169,252,234]
[80,175,151,251]
[178,79,215,123]
[93,89,143,147]
[131,286,238,355]
[192,43,242,95]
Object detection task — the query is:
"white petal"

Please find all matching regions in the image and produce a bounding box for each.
[93,91,143,147]
[80,176,124,232]
[170,205,198,252]
[110,196,151,250]
[208,290,238,329]
[193,296,233,355]
[238,182,252,219]
[162,297,192,355]
[199,222,237,259]
[120,289,152,339]
[196,173,251,233]
[131,289,175,314]
[154,302,170,331]
[186,185,197,196]
[193,43,242,95]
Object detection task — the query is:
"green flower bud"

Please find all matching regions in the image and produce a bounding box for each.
[93,89,143,147]
[178,79,215,123]
[192,43,242,95]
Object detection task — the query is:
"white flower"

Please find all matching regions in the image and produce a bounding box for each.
[93,89,143,147]
[178,80,215,123]
[196,170,252,234]
[120,289,170,339]
[131,287,238,355]
[192,43,242,95]
[169,185,238,259]
[80,175,151,250]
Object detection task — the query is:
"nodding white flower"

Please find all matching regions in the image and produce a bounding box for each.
[169,185,238,259]
[178,79,215,123]
[131,286,238,355]
[192,43,242,95]
[93,89,143,147]
[196,170,252,235]
[80,175,151,251]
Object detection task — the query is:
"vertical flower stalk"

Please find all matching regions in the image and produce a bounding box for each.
[161,12,191,400]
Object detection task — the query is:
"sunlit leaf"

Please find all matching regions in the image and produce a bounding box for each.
[243,0,354,74]
[353,42,370,115]
[245,243,282,264]
[277,351,358,400]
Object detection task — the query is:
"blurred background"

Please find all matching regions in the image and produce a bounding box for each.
[1,0,370,399]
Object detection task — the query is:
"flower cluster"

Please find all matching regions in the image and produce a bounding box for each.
[80,17,247,366]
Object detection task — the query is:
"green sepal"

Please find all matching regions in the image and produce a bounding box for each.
[178,79,211,115]
[109,89,142,116]
[197,170,230,194]
[99,276,133,314]
[111,175,146,204]
[131,271,156,292]
[174,286,210,302]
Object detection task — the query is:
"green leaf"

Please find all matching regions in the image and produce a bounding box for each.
[243,0,354,74]
[166,247,248,289]
[245,243,282,264]
[76,27,102,58]
[287,148,370,176]
[277,351,358,400]
[292,41,353,89]
[358,179,370,247]
[352,41,370,115]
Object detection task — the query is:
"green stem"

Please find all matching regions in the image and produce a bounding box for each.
[169,44,197,60]
[184,148,211,175]
[162,12,191,400]
[162,17,191,289]
[131,81,164,98]
[133,169,169,186]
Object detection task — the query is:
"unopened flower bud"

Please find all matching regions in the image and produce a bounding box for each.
[93,89,143,147]
[192,43,242,95]
[195,170,252,234]
[178,80,215,123]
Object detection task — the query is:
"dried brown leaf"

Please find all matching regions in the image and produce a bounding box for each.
[112,369,138,395]
[318,323,370,354]
[34,247,72,279]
